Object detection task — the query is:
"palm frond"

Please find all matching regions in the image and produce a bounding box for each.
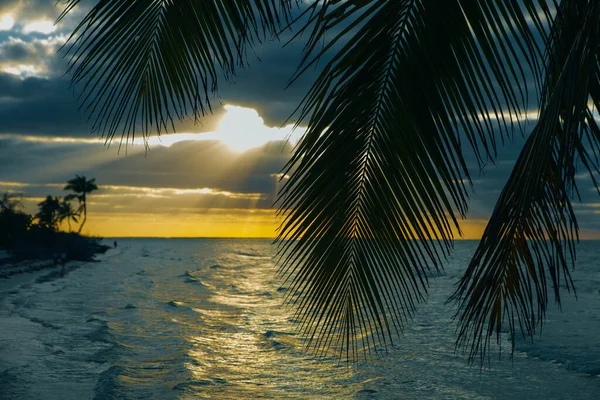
[58,0,599,363]
[451,0,600,364]
[276,0,548,358]
[58,0,295,144]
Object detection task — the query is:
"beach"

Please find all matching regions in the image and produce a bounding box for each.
[0,248,80,288]
[0,254,86,307]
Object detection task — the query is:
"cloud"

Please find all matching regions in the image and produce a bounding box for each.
[0,122,294,214]
[0,0,91,31]
[98,184,266,201]
[21,20,55,34]
[0,133,102,144]
[215,34,316,126]
[0,179,272,220]
[0,0,60,22]
[0,35,66,77]
[0,7,318,137]
[0,72,89,135]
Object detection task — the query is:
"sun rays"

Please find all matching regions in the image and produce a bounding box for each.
[143,104,307,152]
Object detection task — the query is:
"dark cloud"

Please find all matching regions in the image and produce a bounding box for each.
[0,72,56,98]
[0,35,314,136]
[0,35,65,70]
[0,1,319,136]
[216,35,317,126]
[0,72,90,135]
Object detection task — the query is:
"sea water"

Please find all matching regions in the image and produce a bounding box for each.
[0,239,598,399]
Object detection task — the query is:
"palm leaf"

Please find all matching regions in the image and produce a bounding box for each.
[57,0,600,362]
[276,0,548,358]
[58,0,295,144]
[450,0,600,364]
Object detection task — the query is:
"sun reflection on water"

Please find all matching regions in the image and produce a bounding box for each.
[175,253,358,398]
[95,241,364,398]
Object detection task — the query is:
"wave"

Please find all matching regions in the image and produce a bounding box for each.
[567,363,600,376]
[28,316,61,330]
[86,320,114,343]
[180,270,206,285]
[172,379,214,391]
[88,343,127,364]
[93,366,125,400]
[519,342,600,376]
[234,250,261,257]
[232,250,272,259]
[262,330,291,350]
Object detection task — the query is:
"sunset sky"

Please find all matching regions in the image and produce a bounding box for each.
[1,1,600,238]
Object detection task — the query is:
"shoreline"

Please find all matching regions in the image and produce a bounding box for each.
[0,257,56,279]
[0,267,52,302]
[0,257,83,301]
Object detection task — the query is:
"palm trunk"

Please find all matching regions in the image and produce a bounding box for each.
[77,195,87,234]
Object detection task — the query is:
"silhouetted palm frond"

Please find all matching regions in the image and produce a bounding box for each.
[58,0,296,144]
[275,0,549,358]
[450,0,600,364]
[58,0,600,362]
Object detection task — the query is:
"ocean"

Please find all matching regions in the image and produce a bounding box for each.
[0,239,598,399]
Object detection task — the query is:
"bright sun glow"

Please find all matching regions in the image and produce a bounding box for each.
[22,20,56,34]
[215,105,306,151]
[142,105,306,152]
[0,15,14,30]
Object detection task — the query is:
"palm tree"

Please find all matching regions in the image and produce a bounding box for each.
[58,199,79,233]
[35,196,62,231]
[0,192,21,212]
[64,175,98,234]
[58,1,600,362]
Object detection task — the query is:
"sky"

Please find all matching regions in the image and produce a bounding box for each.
[1,0,600,238]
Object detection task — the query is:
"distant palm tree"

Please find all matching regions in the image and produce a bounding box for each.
[0,192,21,212]
[64,175,98,234]
[58,199,79,233]
[58,1,600,362]
[35,196,61,231]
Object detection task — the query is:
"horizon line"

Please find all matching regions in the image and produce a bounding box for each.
[100,237,600,240]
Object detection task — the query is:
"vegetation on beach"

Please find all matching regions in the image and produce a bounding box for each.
[0,176,108,263]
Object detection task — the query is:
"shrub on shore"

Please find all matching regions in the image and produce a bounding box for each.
[8,228,110,262]
[0,176,108,263]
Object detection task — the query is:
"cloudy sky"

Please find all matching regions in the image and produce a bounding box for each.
[1,0,599,238]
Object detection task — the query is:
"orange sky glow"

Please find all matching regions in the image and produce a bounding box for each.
[79,213,489,239]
